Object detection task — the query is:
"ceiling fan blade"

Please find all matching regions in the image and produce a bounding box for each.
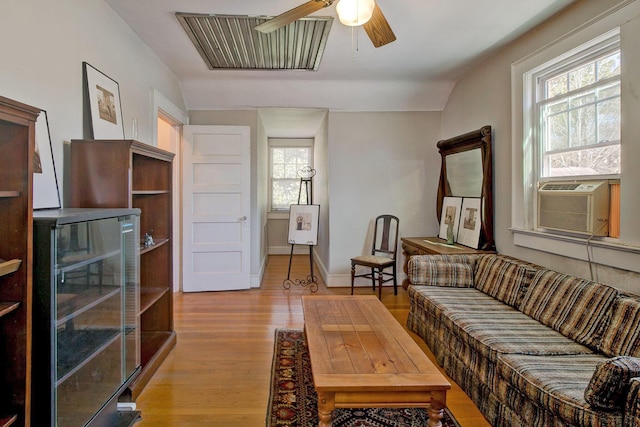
[255,0,330,33]
[363,3,396,48]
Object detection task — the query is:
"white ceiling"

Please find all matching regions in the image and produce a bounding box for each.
[105,0,578,111]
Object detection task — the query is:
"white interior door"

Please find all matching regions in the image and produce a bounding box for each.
[182,125,251,292]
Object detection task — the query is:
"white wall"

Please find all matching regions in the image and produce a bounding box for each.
[256,114,269,285]
[313,114,330,278]
[441,0,640,293]
[0,0,185,204]
[326,111,441,286]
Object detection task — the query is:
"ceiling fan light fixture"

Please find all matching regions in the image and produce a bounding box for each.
[336,0,375,26]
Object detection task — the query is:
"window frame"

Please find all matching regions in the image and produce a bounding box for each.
[511,17,640,274]
[268,138,314,216]
[532,35,621,182]
[520,29,621,233]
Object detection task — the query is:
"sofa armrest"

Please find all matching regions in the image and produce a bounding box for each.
[624,377,640,427]
[407,256,474,288]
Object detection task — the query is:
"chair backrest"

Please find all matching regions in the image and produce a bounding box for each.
[371,215,400,260]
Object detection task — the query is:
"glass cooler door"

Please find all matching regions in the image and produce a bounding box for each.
[53,217,124,427]
[121,216,140,383]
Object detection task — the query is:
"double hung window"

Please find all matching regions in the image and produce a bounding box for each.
[535,38,620,179]
[269,139,313,212]
[521,29,621,238]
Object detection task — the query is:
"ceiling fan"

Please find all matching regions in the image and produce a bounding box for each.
[254,0,396,48]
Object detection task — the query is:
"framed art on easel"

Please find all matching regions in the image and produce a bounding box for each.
[288,204,320,246]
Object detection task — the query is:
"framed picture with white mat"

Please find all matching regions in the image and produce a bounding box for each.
[438,196,462,242]
[457,197,482,248]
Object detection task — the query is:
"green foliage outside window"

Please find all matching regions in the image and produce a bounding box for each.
[271,147,311,210]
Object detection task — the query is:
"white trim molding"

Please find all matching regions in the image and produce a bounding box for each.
[512,228,640,273]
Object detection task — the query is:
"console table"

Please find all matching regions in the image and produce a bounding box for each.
[401,237,495,289]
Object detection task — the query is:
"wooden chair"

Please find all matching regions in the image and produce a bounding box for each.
[350,214,400,299]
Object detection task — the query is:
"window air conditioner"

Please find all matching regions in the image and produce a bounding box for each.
[537,181,609,236]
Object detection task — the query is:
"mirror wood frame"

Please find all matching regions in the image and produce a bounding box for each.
[436,125,495,251]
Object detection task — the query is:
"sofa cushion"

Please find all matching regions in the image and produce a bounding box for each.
[407,258,474,287]
[497,354,622,426]
[584,356,640,411]
[600,297,640,357]
[625,378,640,427]
[408,285,517,326]
[410,253,482,267]
[443,309,595,363]
[473,255,538,307]
[519,270,618,349]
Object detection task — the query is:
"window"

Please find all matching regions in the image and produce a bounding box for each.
[269,139,313,211]
[511,11,640,274]
[520,29,621,237]
[533,32,621,179]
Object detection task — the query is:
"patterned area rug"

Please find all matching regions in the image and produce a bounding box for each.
[266,329,461,427]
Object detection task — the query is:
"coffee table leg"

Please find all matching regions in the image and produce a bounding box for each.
[427,390,446,427]
[317,391,335,427]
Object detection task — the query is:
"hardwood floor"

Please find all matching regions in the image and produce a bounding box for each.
[135,255,490,426]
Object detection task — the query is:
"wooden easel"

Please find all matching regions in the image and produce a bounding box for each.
[283,167,318,292]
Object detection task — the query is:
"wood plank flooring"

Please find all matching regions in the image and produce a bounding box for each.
[134,255,490,426]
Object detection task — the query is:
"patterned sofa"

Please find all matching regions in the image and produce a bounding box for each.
[405,253,640,427]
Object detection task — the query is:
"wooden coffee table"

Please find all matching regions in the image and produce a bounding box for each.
[301,295,451,427]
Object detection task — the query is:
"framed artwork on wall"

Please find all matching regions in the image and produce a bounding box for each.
[33,110,61,209]
[438,196,462,241]
[288,204,320,246]
[83,62,125,139]
[457,197,482,249]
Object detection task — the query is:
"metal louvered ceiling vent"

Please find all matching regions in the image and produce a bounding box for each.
[176,13,333,71]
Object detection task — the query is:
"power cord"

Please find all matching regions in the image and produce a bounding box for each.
[586,219,609,281]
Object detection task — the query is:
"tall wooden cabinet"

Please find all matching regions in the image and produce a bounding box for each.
[0,96,40,427]
[69,140,176,399]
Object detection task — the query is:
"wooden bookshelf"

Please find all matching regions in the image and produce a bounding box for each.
[69,139,176,400]
[0,260,22,277]
[0,95,41,427]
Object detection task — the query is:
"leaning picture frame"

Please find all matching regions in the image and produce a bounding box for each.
[438,196,462,241]
[33,110,61,209]
[457,197,482,249]
[83,62,125,139]
[288,204,320,246]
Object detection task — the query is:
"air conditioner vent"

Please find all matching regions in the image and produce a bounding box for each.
[540,182,581,191]
[175,13,333,71]
[537,181,609,236]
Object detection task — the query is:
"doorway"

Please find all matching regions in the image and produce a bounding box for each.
[156,108,185,292]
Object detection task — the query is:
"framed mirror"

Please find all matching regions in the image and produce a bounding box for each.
[436,125,494,251]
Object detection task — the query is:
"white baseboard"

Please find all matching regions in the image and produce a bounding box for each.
[324,271,408,288]
[251,253,268,288]
[266,248,407,289]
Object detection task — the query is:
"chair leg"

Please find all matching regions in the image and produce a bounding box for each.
[378,268,383,300]
[351,263,355,295]
[370,268,376,290]
[393,264,397,295]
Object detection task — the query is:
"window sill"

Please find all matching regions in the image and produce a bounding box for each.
[511,228,640,273]
[267,211,289,220]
